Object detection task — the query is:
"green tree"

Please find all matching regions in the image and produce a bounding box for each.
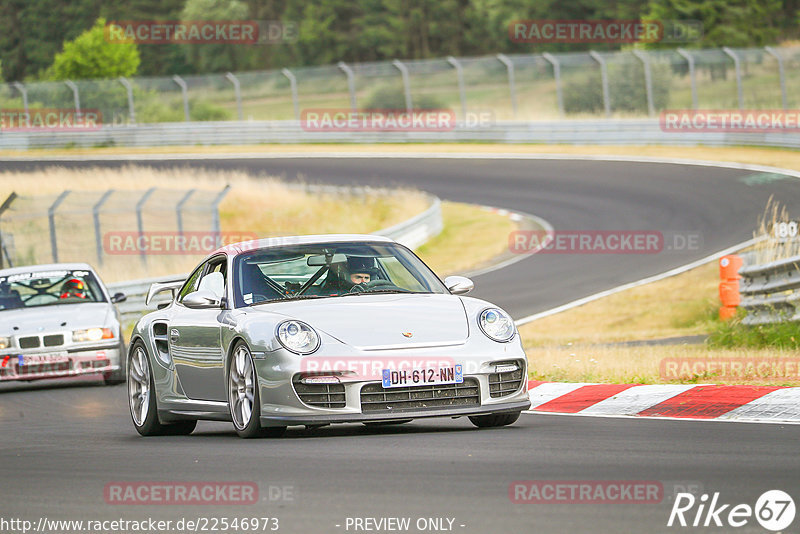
[112,0,191,76]
[645,0,783,48]
[180,0,251,73]
[48,18,140,80]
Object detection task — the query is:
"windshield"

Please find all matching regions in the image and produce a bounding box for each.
[232,242,447,307]
[0,269,106,311]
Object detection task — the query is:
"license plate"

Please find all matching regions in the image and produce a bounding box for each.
[21,352,69,366]
[382,364,463,388]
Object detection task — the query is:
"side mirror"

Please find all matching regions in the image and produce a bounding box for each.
[444,275,474,295]
[182,290,222,309]
[111,292,127,304]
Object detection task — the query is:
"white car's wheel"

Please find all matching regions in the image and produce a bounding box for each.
[228,341,285,439]
[128,341,196,436]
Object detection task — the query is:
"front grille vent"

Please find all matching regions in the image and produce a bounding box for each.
[18,336,40,349]
[360,379,480,412]
[292,377,346,408]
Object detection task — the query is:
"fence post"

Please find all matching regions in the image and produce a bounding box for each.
[496,54,517,118]
[118,77,136,124]
[225,72,243,121]
[632,50,655,117]
[211,185,231,234]
[93,189,114,266]
[136,188,156,266]
[764,46,788,110]
[447,56,467,120]
[48,191,71,263]
[11,83,28,115]
[722,47,744,110]
[172,75,190,121]
[676,48,698,110]
[543,53,564,117]
[337,62,357,112]
[281,68,300,120]
[589,51,610,117]
[0,192,18,269]
[176,189,195,237]
[392,60,413,113]
[64,80,80,113]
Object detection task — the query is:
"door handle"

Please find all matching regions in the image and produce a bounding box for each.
[169,328,179,343]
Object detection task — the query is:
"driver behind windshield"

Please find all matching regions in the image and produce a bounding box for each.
[60,278,87,299]
[346,256,373,287]
[324,256,377,292]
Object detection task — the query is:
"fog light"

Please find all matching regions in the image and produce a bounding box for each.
[494,363,519,373]
[301,376,340,385]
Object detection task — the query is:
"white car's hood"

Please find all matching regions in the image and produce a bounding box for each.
[1,303,113,336]
[255,293,469,350]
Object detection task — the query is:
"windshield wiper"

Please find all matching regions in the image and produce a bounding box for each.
[337,289,425,297]
[250,294,329,306]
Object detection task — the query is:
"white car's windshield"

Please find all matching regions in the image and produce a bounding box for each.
[232,242,447,307]
[0,269,106,311]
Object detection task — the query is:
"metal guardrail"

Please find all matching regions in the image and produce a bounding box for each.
[4,120,800,150]
[739,254,800,324]
[107,193,443,325]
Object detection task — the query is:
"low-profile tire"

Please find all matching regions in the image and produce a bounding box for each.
[468,411,521,428]
[228,341,286,439]
[363,419,412,427]
[128,340,196,436]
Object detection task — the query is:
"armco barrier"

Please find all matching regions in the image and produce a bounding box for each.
[4,120,800,150]
[107,192,442,325]
[739,254,800,324]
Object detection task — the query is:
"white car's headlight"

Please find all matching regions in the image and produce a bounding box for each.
[72,328,115,343]
[276,320,320,354]
[478,308,515,342]
[0,336,10,350]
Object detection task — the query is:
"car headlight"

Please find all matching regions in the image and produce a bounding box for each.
[72,328,115,343]
[276,320,320,354]
[478,308,515,342]
[0,336,10,350]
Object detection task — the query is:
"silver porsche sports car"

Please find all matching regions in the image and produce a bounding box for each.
[128,235,530,438]
[0,263,127,384]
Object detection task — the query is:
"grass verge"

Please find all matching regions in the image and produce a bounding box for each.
[416,203,516,276]
[0,165,428,283]
[519,259,800,386]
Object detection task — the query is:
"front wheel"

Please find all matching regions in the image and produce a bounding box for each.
[128,341,196,436]
[468,411,521,428]
[228,342,286,439]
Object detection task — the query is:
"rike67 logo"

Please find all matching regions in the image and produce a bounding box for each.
[668,490,795,531]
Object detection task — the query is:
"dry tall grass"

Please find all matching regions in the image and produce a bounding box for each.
[749,196,800,264]
[0,166,428,282]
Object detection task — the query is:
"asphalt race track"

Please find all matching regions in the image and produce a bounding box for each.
[3,156,798,318]
[2,156,800,533]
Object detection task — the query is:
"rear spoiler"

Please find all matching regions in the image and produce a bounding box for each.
[145,279,185,306]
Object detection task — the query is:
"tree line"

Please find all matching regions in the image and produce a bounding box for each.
[0,0,795,82]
